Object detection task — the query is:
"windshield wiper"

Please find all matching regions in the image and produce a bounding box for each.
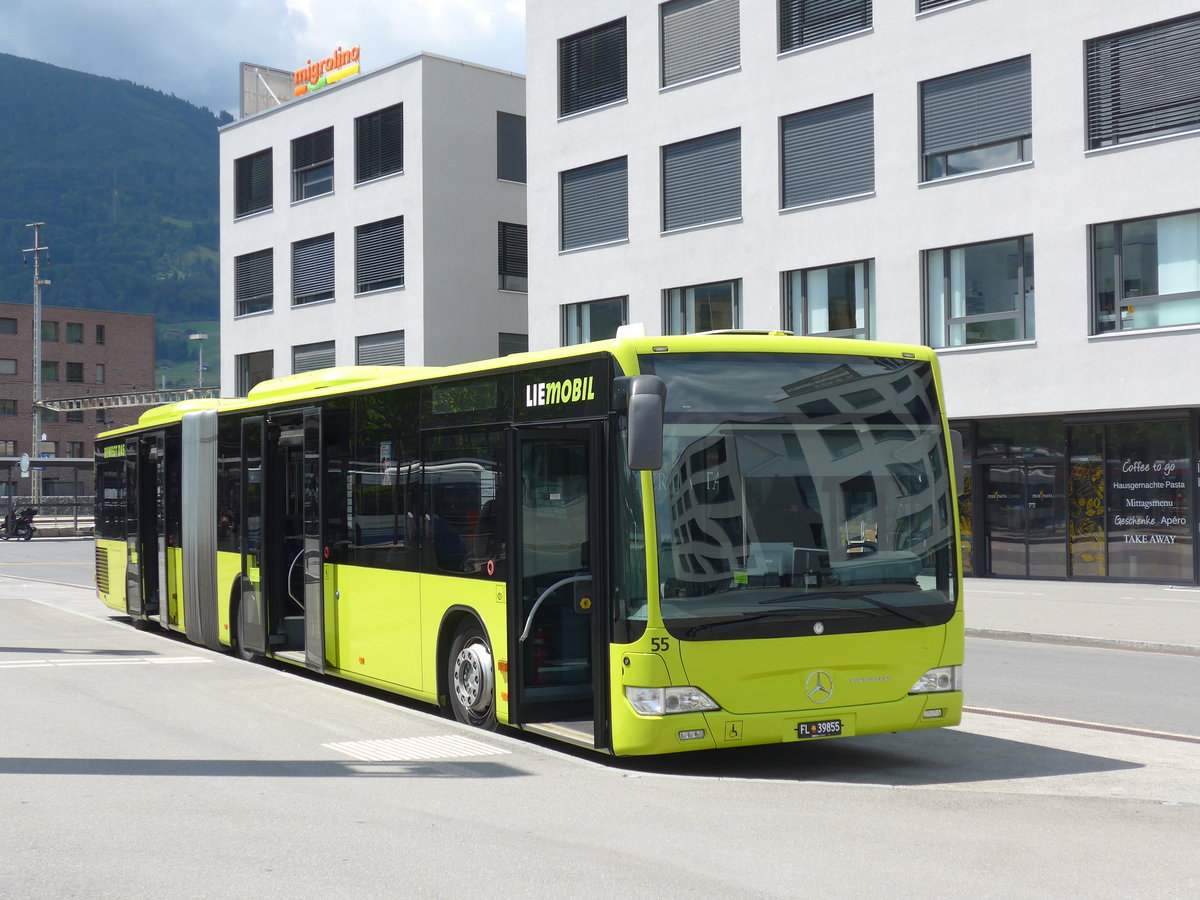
[758,591,932,626]
[684,606,883,639]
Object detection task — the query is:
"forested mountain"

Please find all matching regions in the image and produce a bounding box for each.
[0,52,228,323]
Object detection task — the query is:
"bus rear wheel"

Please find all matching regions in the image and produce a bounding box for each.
[447,621,497,730]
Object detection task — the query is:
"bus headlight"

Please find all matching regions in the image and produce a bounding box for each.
[909,666,962,694]
[625,686,719,716]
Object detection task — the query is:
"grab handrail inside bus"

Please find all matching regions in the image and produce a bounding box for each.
[519,573,592,642]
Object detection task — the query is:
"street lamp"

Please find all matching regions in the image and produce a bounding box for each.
[189,333,208,388]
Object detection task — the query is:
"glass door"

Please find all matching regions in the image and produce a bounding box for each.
[510,424,606,745]
[983,463,1067,578]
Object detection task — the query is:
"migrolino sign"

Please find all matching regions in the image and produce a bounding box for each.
[294,46,361,96]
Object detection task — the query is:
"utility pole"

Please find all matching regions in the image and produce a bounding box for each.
[24,223,49,506]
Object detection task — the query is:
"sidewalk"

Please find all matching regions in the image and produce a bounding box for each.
[964,577,1200,656]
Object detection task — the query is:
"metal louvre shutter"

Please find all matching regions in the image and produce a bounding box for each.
[293,127,333,168]
[356,331,405,366]
[293,233,335,305]
[235,149,272,216]
[922,57,1031,156]
[235,249,273,314]
[559,19,627,116]
[356,217,404,293]
[782,96,874,208]
[355,103,403,182]
[498,223,528,280]
[663,129,741,232]
[918,0,960,10]
[293,341,335,374]
[662,0,740,87]
[561,157,628,250]
[1087,14,1200,149]
[779,0,871,53]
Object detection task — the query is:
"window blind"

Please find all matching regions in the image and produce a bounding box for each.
[779,0,871,53]
[663,129,741,231]
[293,233,335,305]
[293,341,335,374]
[235,148,272,216]
[355,103,404,182]
[356,331,405,366]
[561,157,628,250]
[559,19,627,116]
[782,96,874,207]
[356,217,404,293]
[662,0,740,87]
[235,249,273,315]
[922,56,1031,156]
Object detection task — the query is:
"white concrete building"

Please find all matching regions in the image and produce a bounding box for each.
[526,1,1200,584]
[219,53,527,392]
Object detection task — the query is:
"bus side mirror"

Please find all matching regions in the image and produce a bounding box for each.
[950,429,966,498]
[614,375,666,471]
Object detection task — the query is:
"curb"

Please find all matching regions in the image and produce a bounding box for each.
[966,627,1200,657]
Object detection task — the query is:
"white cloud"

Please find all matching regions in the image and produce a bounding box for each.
[0,0,526,116]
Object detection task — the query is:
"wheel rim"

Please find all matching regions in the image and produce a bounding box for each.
[452,639,494,715]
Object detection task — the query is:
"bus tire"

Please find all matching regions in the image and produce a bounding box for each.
[446,620,497,730]
[231,595,261,663]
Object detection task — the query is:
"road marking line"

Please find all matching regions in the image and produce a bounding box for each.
[324,735,511,762]
[0,655,211,669]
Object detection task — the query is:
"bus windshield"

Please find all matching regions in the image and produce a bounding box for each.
[639,352,958,641]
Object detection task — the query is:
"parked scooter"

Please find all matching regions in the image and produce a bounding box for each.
[0,506,38,541]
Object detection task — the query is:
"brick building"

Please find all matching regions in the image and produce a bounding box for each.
[0,302,156,496]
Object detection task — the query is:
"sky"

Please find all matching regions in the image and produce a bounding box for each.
[0,0,527,117]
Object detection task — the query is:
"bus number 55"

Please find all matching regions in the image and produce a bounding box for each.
[651,637,670,652]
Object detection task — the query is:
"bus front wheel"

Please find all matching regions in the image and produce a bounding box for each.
[447,621,497,730]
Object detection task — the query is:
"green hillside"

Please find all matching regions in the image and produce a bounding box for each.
[0,52,226,324]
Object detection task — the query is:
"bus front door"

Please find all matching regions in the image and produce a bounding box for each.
[510,424,609,751]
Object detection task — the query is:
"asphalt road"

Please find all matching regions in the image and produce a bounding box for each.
[1,540,1198,897]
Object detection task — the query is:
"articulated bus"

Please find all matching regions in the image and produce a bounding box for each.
[94,331,964,756]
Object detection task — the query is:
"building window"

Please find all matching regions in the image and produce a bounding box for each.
[66,323,84,343]
[926,235,1034,348]
[661,0,740,88]
[1087,13,1200,149]
[0,359,15,375]
[235,248,273,316]
[921,57,1031,181]
[292,127,334,201]
[96,363,106,384]
[67,411,84,424]
[785,260,874,338]
[781,95,874,208]
[41,410,59,424]
[662,129,741,232]
[498,223,528,292]
[234,148,273,217]
[562,296,627,345]
[356,330,405,366]
[559,18,627,117]
[42,361,58,382]
[355,217,404,294]
[779,0,872,53]
[1093,210,1200,333]
[497,112,526,183]
[0,399,15,416]
[665,279,741,334]
[561,157,628,251]
[293,234,335,306]
[41,320,58,342]
[0,440,14,455]
[96,324,105,345]
[0,318,14,335]
[917,0,964,11]
[356,103,403,183]
[66,441,84,457]
[236,350,273,397]
[66,362,84,383]
[293,341,335,374]
[499,333,528,356]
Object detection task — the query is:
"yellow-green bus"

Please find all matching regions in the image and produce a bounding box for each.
[94,331,964,756]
